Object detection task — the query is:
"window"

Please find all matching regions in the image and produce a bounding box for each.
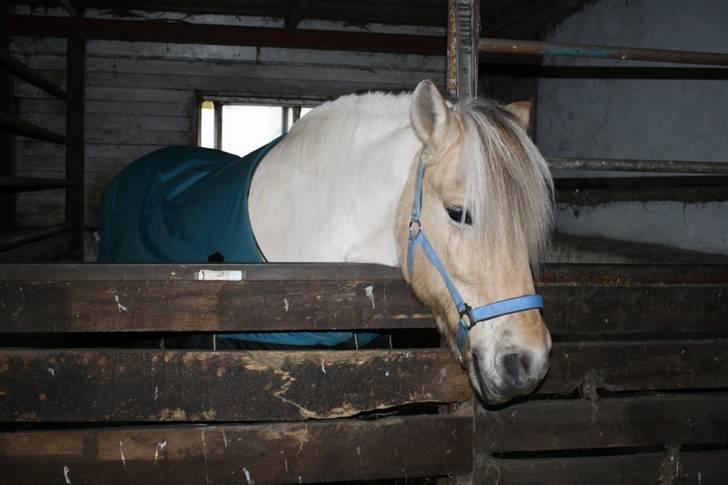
[198,100,313,157]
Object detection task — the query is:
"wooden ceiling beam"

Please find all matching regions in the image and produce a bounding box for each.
[8,14,446,55]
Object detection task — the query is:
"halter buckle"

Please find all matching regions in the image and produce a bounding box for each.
[458,304,476,330]
[408,220,421,239]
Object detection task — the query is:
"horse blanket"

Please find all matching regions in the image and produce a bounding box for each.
[98,138,376,347]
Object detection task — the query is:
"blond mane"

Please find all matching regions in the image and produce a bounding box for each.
[457,98,554,266]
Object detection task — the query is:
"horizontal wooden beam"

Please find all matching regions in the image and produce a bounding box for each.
[0,49,70,102]
[0,223,72,251]
[0,112,70,145]
[9,14,447,56]
[478,450,728,484]
[0,175,69,192]
[0,349,469,422]
[0,264,726,337]
[0,231,75,262]
[0,416,473,484]
[542,340,728,394]
[1,340,724,423]
[0,278,430,332]
[476,392,728,452]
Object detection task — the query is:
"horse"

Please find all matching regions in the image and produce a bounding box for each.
[98,79,554,404]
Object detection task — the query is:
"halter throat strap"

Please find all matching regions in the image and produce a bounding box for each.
[406,156,544,364]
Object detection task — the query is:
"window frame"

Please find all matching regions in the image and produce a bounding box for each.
[196,95,324,150]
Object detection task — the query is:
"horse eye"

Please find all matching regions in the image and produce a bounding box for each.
[446,206,472,225]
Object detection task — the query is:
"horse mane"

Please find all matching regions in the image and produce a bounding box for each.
[457,98,554,266]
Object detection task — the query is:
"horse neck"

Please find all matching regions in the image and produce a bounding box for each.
[249,93,420,265]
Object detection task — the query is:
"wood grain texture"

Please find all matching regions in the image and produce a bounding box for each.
[476,449,728,484]
[476,393,728,452]
[0,278,430,332]
[1,264,726,337]
[0,349,470,422]
[0,416,473,484]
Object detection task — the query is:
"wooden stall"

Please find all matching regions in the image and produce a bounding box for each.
[2,1,728,484]
[1,263,727,483]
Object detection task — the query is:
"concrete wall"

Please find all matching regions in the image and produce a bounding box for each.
[536,0,728,255]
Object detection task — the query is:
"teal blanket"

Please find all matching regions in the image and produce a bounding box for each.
[98,138,376,347]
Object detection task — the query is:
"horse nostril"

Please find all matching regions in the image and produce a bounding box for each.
[501,352,531,387]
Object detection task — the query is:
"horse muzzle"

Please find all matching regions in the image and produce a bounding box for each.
[469,329,551,404]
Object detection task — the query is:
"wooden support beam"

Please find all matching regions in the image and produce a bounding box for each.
[0,223,72,252]
[0,416,474,484]
[0,5,15,233]
[0,175,69,192]
[0,112,71,145]
[65,24,85,260]
[0,231,75,262]
[8,14,446,56]
[0,50,70,102]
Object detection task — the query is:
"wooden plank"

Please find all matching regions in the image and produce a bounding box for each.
[0,278,430,332]
[0,175,69,192]
[542,340,728,394]
[476,393,728,452]
[476,449,728,484]
[541,284,728,339]
[9,14,447,56]
[0,49,69,101]
[0,112,70,145]
[0,416,473,484]
[0,231,74,262]
[0,223,72,251]
[1,264,726,336]
[20,112,192,134]
[0,349,470,422]
[0,262,404,280]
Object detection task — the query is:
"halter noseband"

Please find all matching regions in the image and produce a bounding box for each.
[406,155,544,365]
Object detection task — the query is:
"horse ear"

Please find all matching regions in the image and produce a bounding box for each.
[506,101,532,130]
[411,80,450,144]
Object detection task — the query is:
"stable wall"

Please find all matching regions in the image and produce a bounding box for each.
[536,0,728,255]
[10,7,446,260]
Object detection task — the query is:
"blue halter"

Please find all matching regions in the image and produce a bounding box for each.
[406,156,544,365]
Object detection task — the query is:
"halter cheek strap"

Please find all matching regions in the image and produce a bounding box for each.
[406,156,544,364]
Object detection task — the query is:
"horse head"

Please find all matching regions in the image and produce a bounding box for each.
[397,80,554,404]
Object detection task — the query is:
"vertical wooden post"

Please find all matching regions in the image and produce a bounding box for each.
[65,29,85,260]
[0,3,15,233]
[447,0,480,101]
[447,5,480,484]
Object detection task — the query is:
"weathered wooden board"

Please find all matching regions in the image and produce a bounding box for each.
[0,415,473,484]
[476,393,728,452]
[476,449,728,484]
[541,339,728,394]
[0,278,430,332]
[1,264,726,336]
[0,349,469,422]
